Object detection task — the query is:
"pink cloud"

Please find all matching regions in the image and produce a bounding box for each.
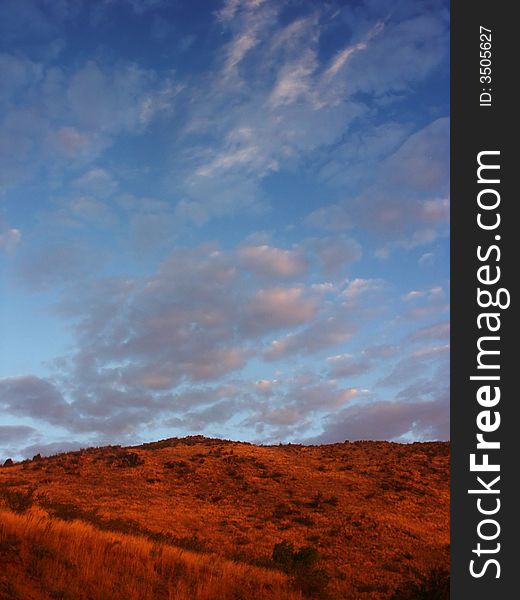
[237,244,307,277]
[242,286,318,333]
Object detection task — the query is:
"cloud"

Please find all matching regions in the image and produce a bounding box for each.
[310,237,362,275]
[402,290,426,302]
[377,344,448,388]
[402,286,444,303]
[268,49,317,107]
[342,278,385,301]
[163,0,448,227]
[22,243,320,435]
[242,374,359,434]
[1,231,397,440]
[49,127,91,158]
[242,286,318,334]
[73,168,118,197]
[409,321,450,342]
[17,440,88,460]
[311,391,449,442]
[216,0,267,23]
[0,53,176,190]
[237,244,308,278]
[169,398,241,431]
[419,252,435,267]
[326,354,373,378]
[337,8,448,98]
[265,316,356,361]
[363,344,401,360]
[0,0,449,448]
[0,376,74,426]
[324,20,386,81]
[306,119,449,253]
[0,224,21,252]
[15,238,106,291]
[0,425,39,445]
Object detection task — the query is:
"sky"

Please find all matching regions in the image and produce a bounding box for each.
[0,0,449,459]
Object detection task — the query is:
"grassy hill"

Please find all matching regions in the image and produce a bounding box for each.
[0,437,449,599]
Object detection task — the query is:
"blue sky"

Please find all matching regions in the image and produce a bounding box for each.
[0,0,449,459]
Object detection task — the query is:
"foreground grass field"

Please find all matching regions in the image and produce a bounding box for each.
[0,437,449,599]
[0,508,301,600]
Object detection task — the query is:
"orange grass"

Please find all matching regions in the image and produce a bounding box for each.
[0,509,302,600]
[0,438,449,598]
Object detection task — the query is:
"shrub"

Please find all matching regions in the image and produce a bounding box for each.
[2,488,35,513]
[272,503,296,519]
[117,452,144,468]
[308,492,323,509]
[272,541,296,571]
[292,515,315,527]
[324,495,339,506]
[225,467,243,480]
[272,542,330,598]
[390,568,450,600]
[164,460,193,475]
[297,566,331,598]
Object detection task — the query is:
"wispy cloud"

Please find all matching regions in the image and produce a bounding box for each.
[0,0,449,450]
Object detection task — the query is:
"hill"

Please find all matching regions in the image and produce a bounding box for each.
[0,437,449,599]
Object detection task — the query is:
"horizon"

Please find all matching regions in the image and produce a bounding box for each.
[2,433,451,464]
[0,0,449,460]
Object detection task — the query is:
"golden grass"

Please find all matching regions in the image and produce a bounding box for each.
[0,508,302,600]
[0,438,450,598]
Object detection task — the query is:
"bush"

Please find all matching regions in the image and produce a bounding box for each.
[292,515,315,527]
[272,541,296,571]
[324,495,339,506]
[164,460,193,474]
[272,503,296,519]
[390,568,450,600]
[308,492,323,509]
[2,488,35,513]
[104,451,144,468]
[117,452,144,468]
[297,566,331,598]
[272,542,330,598]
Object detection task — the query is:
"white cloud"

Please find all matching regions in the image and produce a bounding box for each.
[322,20,386,82]
[342,277,385,301]
[419,252,435,267]
[0,226,21,252]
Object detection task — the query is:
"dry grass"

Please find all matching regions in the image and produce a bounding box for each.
[0,438,450,599]
[0,508,301,600]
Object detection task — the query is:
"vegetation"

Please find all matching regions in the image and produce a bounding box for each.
[1,487,35,514]
[0,509,302,600]
[0,438,449,598]
[390,568,450,600]
[272,541,331,598]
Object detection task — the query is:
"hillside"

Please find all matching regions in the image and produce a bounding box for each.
[0,437,449,599]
